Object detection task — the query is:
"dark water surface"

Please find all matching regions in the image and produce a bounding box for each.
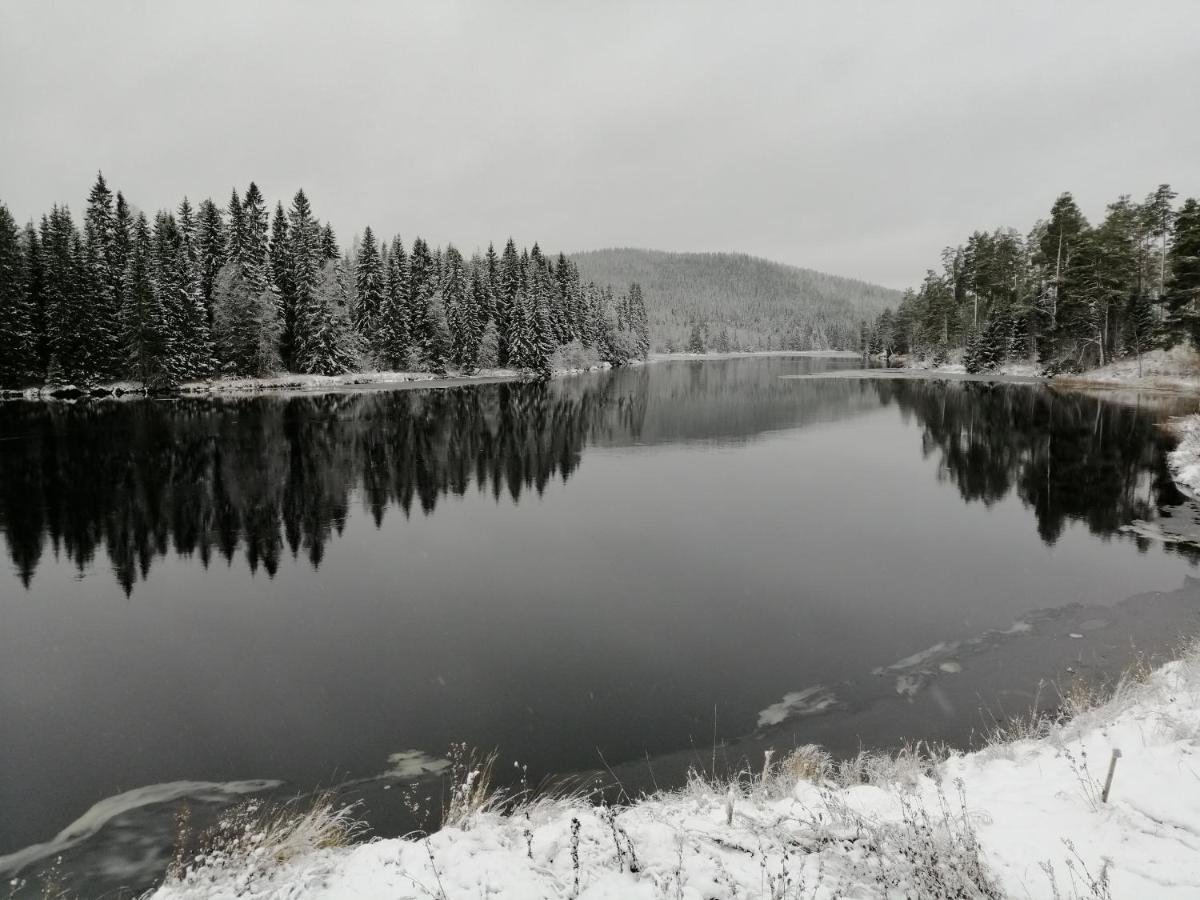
[3,355,1200,892]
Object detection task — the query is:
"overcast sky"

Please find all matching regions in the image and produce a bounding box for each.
[2,1,1197,289]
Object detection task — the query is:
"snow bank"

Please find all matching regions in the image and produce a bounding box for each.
[1168,414,1200,501]
[152,646,1200,899]
[1058,346,1200,392]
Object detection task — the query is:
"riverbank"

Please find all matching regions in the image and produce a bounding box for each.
[1168,414,1200,502]
[862,346,1200,396]
[0,351,857,402]
[148,640,1200,899]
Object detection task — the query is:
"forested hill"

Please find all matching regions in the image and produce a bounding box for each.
[571,248,901,352]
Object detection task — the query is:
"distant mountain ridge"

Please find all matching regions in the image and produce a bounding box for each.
[570,248,901,352]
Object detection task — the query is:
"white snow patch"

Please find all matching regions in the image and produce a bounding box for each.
[152,645,1200,899]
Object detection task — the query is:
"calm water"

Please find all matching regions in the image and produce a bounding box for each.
[3,356,1200,892]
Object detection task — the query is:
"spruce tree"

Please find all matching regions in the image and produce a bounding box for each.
[462,256,492,371]
[442,245,470,367]
[376,236,411,370]
[408,237,439,364]
[174,197,215,378]
[287,189,324,372]
[84,172,122,377]
[1166,198,1200,347]
[628,282,650,358]
[195,198,226,326]
[270,202,296,368]
[241,182,270,292]
[111,192,133,330]
[353,226,384,342]
[121,213,171,386]
[496,238,521,364]
[297,260,359,375]
[225,188,245,269]
[212,261,280,377]
[22,221,48,379]
[41,206,93,383]
[320,223,339,261]
[0,205,37,388]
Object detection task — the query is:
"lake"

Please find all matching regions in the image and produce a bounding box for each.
[3,355,1200,894]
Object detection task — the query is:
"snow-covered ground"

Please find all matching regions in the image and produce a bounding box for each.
[1167,414,1200,502]
[1057,346,1200,393]
[150,645,1200,899]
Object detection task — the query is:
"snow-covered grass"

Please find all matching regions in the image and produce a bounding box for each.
[151,642,1200,899]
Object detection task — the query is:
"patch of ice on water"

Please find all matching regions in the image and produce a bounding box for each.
[0,779,281,877]
[756,686,838,727]
[384,750,451,779]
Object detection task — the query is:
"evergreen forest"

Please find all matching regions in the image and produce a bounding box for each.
[862,185,1200,373]
[0,174,652,390]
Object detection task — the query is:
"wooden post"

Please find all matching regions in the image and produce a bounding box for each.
[1101,748,1122,803]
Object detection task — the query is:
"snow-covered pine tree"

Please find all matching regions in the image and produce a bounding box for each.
[84,172,123,378]
[175,197,215,378]
[196,198,226,327]
[41,206,93,384]
[240,182,270,292]
[375,236,411,370]
[270,202,296,369]
[320,223,339,261]
[288,189,324,373]
[111,192,133,332]
[461,255,492,371]
[0,205,38,388]
[211,261,280,377]
[225,188,245,270]
[442,245,469,367]
[409,237,441,364]
[496,238,521,364]
[353,226,384,343]
[483,242,499,319]
[150,210,188,381]
[1166,199,1200,347]
[121,212,171,387]
[22,221,48,379]
[628,282,650,358]
[297,260,359,375]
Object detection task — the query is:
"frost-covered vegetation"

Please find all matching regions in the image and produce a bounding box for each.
[573,248,900,354]
[862,185,1200,376]
[145,642,1200,899]
[0,174,652,392]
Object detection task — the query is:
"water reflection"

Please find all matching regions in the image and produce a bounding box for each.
[0,367,1195,596]
[876,379,1195,554]
[0,380,632,594]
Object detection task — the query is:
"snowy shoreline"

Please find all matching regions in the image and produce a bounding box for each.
[147,643,1200,899]
[0,351,857,402]
[859,346,1200,396]
[1166,414,1200,502]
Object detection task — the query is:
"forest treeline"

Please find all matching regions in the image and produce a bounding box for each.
[0,174,651,390]
[862,185,1200,373]
[572,248,900,354]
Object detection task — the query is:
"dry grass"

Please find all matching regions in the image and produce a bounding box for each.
[160,792,364,892]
